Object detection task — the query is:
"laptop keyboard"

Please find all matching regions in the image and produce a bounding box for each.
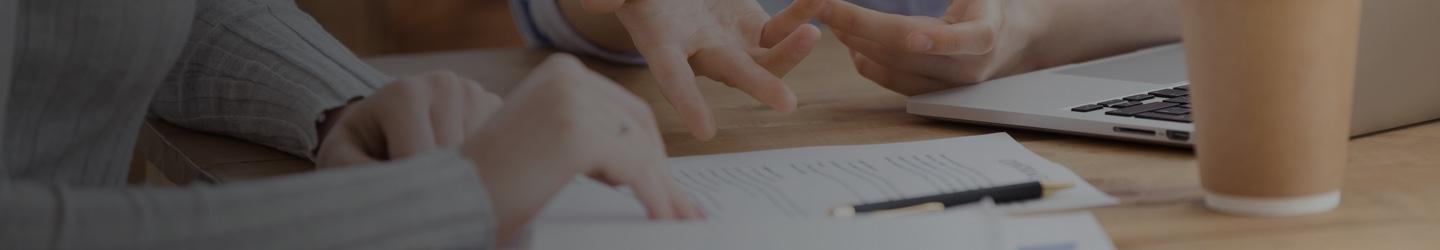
[1071,85,1193,123]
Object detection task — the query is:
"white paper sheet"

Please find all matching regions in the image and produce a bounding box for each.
[1012,212,1117,250]
[536,133,1117,223]
[531,206,1015,250]
[530,209,1117,250]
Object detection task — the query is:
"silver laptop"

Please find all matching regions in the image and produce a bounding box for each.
[907,0,1440,146]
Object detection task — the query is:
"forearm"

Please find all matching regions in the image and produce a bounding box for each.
[1024,0,1182,69]
[1,151,497,249]
[557,0,636,52]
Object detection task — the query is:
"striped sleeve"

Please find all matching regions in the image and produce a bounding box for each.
[151,0,392,160]
[0,150,498,250]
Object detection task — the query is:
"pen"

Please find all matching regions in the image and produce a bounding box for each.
[830,181,1074,218]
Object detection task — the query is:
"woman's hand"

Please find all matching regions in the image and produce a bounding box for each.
[575,0,825,140]
[316,71,503,168]
[820,0,1045,95]
[462,54,703,241]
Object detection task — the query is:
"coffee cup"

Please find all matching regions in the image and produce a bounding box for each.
[1180,0,1362,217]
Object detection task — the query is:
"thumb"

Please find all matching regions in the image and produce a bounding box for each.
[908,0,1001,55]
[907,22,996,55]
[316,129,382,168]
[581,0,626,13]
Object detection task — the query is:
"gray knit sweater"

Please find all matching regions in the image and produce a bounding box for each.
[0,0,499,249]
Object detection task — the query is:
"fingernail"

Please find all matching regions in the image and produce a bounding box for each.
[908,34,933,52]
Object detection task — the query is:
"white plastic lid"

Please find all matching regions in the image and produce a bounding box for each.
[1204,190,1340,217]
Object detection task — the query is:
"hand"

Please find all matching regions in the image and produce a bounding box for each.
[316,71,503,168]
[462,54,703,241]
[819,0,1044,95]
[579,0,825,140]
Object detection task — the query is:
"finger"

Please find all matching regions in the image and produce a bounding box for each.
[460,78,503,133]
[628,171,678,220]
[315,129,382,168]
[426,73,468,147]
[761,0,828,47]
[604,94,682,221]
[664,177,705,219]
[818,0,924,49]
[694,48,797,113]
[379,83,441,159]
[755,24,821,77]
[832,29,903,68]
[941,0,996,23]
[910,23,997,55]
[638,47,716,140]
[911,22,996,55]
[580,0,625,13]
[588,172,624,187]
[834,29,954,79]
[852,52,955,96]
[381,112,439,159]
[912,0,1001,55]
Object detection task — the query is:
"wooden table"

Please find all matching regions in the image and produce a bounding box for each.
[136,32,1440,249]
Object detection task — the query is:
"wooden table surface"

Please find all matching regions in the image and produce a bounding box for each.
[139,32,1440,249]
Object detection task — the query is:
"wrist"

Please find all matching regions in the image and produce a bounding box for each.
[557,0,636,52]
[1013,0,1056,71]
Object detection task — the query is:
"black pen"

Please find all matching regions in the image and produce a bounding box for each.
[830,181,1074,217]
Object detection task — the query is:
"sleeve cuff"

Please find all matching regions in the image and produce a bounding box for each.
[510,0,646,65]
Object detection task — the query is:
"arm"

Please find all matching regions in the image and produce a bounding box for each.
[151,0,392,159]
[1023,0,1181,70]
[820,0,1180,95]
[0,0,501,246]
[1,1,689,248]
[1,151,499,249]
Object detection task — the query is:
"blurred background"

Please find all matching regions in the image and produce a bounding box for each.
[297,0,524,56]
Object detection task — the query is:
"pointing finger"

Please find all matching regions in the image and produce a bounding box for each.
[818,0,926,49]
[756,24,821,77]
[761,0,827,47]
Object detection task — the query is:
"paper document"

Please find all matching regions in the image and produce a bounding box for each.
[531,210,1115,250]
[532,206,1014,250]
[1012,212,1117,250]
[537,133,1116,222]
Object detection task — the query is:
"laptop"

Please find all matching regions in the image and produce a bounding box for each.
[906,0,1440,146]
